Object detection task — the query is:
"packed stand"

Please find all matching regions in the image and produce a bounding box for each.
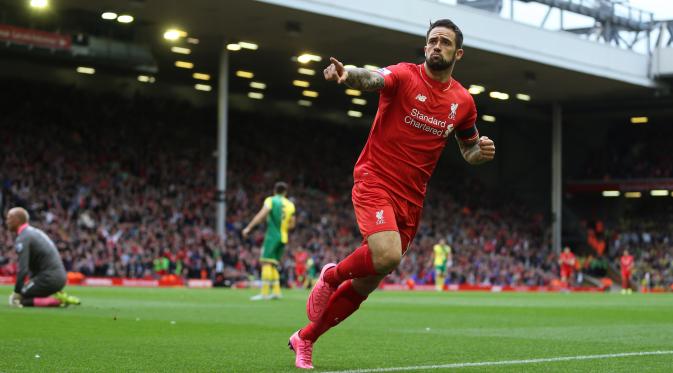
[1,79,559,287]
[605,218,673,290]
[577,124,673,180]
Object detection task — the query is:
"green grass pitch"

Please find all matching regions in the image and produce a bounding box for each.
[1,286,672,372]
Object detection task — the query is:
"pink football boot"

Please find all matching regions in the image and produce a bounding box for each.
[288,330,314,369]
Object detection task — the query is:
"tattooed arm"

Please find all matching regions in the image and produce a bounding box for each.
[458,136,495,165]
[342,67,384,91]
[323,57,384,91]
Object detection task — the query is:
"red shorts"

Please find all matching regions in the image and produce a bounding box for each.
[352,179,422,254]
[561,266,572,279]
[621,271,631,279]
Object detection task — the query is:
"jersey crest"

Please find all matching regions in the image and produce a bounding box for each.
[449,102,459,119]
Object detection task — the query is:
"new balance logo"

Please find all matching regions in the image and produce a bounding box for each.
[415,94,427,102]
[376,209,385,225]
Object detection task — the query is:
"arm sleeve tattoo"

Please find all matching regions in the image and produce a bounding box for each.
[458,140,486,165]
[344,67,385,91]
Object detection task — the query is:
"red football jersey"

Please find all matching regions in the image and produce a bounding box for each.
[353,63,479,206]
[294,251,308,266]
[620,255,634,271]
[560,251,576,267]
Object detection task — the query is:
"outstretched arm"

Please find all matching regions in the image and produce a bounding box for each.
[242,205,271,238]
[323,57,384,91]
[458,136,495,165]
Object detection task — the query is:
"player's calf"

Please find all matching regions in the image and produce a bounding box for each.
[25,297,62,307]
[352,274,387,296]
[306,263,337,322]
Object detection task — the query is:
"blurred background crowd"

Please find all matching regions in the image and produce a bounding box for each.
[1,80,671,290]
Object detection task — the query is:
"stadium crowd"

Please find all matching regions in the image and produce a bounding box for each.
[604,218,673,290]
[577,124,673,180]
[1,80,669,290]
[569,120,673,289]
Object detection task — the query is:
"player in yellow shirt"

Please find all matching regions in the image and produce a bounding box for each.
[243,182,296,300]
[433,238,452,291]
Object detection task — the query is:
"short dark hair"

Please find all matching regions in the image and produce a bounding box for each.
[427,19,463,49]
[274,181,288,195]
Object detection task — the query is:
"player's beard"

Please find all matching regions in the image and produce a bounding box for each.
[425,51,455,72]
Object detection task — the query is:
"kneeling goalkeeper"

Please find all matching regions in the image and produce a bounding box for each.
[6,207,80,308]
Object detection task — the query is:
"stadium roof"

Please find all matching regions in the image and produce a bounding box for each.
[1,0,669,123]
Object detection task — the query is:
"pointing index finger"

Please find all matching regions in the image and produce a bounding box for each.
[330,57,344,71]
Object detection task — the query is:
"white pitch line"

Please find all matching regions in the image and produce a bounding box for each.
[322,350,673,373]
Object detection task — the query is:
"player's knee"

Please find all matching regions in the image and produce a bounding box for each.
[368,233,402,273]
[371,247,401,273]
[380,249,401,273]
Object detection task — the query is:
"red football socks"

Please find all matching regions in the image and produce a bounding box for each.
[299,280,368,342]
[323,244,377,287]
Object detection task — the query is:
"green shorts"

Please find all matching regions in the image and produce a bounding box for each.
[435,265,446,274]
[261,236,285,264]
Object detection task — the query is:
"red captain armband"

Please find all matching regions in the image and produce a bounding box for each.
[456,124,479,145]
